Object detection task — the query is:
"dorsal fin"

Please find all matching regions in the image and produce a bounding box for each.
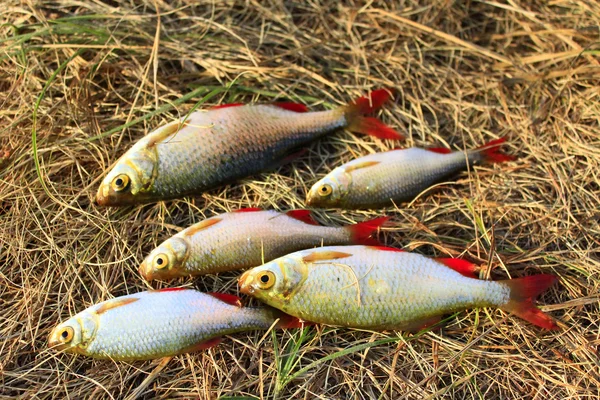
[272,102,309,112]
[211,103,244,110]
[147,120,189,147]
[435,258,479,279]
[208,292,242,307]
[345,160,380,173]
[286,210,319,225]
[302,250,352,263]
[154,287,187,292]
[185,218,222,236]
[426,147,452,154]
[234,207,262,213]
[96,297,139,315]
[368,245,405,252]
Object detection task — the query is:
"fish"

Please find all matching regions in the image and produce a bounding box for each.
[238,245,558,331]
[306,138,514,209]
[48,289,302,361]
[139,208,388,281]
[96,89,402,206]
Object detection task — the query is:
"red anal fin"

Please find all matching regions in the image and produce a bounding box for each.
[273,102,309,112]
[351,88,395,114]
[435,258,479,279]
[402,316,442,333]
[500,275,558,330]
[426,147,452,154]
[347,217,389,246]
[211,103,244,110]
[276,313,315,329]
[478,137,515,163]
[286,210,319,225]
[368,245,405,252]
[208,292,242,307]
[234,207,263,213]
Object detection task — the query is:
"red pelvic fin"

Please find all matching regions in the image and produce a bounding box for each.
[208,292,243,307]
[275,312,314,329]
[234,207,263,213]
[402,316,442,333]
[286,210,319,225]
[347,117,404,140]
[272,102,309,113]
[281,148,308,164]
[347,217,389,245]
[477,138,515,164]
[500,275,559,330]
[196,337,223,350]
[154,287,187,292]
[211,103,245,110]
[435,258,479,279]
[368,245,405,252]
[426,147,452,154]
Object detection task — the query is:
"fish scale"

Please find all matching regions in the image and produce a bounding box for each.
[306,139,512,209]
[239,246,557,331]
[281,248,506,329]
[48,290,282,360]
[96,89,401,206]
[139,209,387,281]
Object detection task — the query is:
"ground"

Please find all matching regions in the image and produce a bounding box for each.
[1,1,599,399]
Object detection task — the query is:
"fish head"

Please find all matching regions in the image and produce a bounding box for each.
[96,145,158,206]
[238,255,307,304]
[306,167,351,208]
[139,236,190,281]
[48,312,97,355]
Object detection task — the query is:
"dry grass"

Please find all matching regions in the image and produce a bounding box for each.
[1,0,599,399]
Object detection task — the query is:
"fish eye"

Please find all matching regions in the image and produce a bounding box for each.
[153,253,168,270]
[111,174,130,192]
[59,326,74,343]
[257,271,275,289]
[318,184,332,197]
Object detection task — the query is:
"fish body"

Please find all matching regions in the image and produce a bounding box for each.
[48,289,296,360]
[306,139,513,209]
[139,208,388,281]
[238,245,557,331]
[96,90,401,206]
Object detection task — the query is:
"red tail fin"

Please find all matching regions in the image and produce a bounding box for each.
[347,216,389,245]
[477,138,515,164]
[345,89,404,140]
[500,275,558,330]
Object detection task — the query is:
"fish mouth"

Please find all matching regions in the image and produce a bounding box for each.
[95,185,114,207]
[238,271,254,295]
[138,261,151,281]
[47,330,69,351]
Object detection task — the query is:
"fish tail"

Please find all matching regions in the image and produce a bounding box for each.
[499,274,559,330]
[344,89,404,140]
[475,137,515,163]
[346,216,389,245]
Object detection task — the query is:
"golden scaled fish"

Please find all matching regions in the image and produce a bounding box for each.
[96,89,402,206]
[139,208,388,281]
[48,289,302,361]
[238,245,558,331]
[306,138,514,209]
